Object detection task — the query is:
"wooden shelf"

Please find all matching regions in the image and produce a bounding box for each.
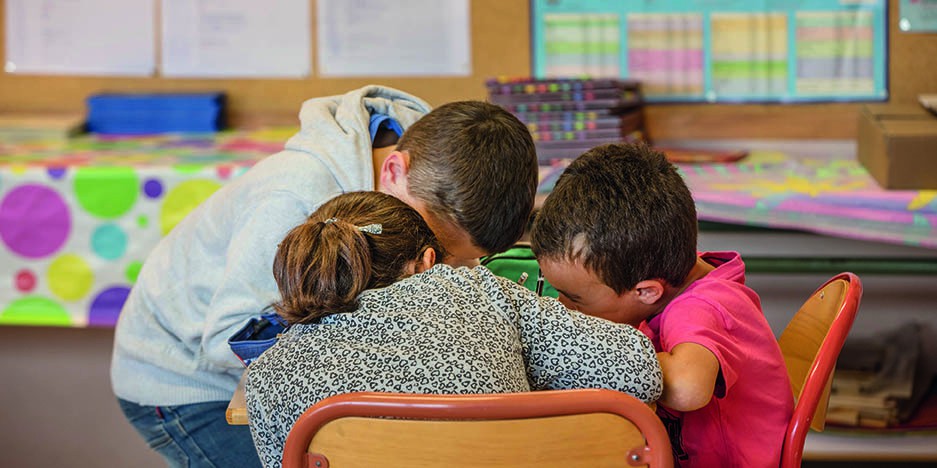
[804,430,937,462]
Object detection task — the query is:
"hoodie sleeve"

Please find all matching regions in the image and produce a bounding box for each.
[197,189,340,372]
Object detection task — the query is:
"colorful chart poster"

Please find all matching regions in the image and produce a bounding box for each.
[531,0,888,103]
[627,13,704,97]
[541,13,621,77]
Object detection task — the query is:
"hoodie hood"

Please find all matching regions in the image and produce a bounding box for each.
[284,85,432,191]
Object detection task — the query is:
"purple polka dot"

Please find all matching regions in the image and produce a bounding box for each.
[47,167,67,179]
[87,285,131,327]
[0,184,71,258]
[143,179,163,198]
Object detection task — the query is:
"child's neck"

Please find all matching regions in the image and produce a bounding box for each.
[680,256,715,292]
[652,257,715,316]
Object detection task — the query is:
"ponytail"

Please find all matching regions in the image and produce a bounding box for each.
[271,191,446,325]
[272,218,372,324]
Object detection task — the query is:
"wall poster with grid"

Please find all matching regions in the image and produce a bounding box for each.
[531,0,888,103]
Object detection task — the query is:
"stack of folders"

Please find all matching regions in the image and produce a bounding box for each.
[0,113,85,143]
[825,322,928,429]
[826,369,912,428]
[86,92,226,135]
[486,77,647,164]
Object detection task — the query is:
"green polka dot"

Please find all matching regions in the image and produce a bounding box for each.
[1,296,71,326]
[47,254,94,301]
[125,261,143,283]
[173,164,204,174]
[137,215,149,228]
[74,167,139,219]
[160,179,221,235]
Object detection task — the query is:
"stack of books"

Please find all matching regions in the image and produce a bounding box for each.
[86,92,226,135]
[826,369,914,428]
[486,77,647,164]
[826,326,921,429]
[0,113,85,143]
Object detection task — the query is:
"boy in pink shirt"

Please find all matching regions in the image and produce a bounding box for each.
[530,143,793,467]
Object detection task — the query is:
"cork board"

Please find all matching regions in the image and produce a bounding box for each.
[0,0,934,139]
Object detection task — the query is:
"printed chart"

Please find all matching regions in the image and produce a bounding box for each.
[531,0,887,102]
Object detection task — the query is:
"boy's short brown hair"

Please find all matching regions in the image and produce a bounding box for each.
[530,143,698,293]
[397,101,538,254]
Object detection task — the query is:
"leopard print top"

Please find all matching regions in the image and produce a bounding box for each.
[246,264,662,467]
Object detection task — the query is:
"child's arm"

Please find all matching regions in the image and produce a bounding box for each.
[503,282,663,403]
[656,342,721,411]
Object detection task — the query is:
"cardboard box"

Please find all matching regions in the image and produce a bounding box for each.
[857,104,937,190]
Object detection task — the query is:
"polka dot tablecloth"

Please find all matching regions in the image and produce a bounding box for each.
[0,129,294,327]
[539,150,937,249]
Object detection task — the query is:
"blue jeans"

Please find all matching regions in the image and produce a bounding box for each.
[118,398,262,468]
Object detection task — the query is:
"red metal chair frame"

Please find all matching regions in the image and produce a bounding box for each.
[779,272,863,468]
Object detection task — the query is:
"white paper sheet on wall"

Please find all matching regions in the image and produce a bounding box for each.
[161,0,311,78]
[317,0,471,77]
[4,0,156,76]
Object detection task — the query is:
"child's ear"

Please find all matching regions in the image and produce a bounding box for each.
[379,150,411,194]
[634,279,665,305]
[414,247,436,273]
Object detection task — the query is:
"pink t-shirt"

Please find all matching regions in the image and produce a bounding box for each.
[640,251,793,468]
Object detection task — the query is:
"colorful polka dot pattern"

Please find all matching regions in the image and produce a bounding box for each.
[0,129,294,327]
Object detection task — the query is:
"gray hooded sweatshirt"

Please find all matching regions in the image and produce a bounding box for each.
[111,85,431,406]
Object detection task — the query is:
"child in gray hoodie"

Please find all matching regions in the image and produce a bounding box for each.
[111,85,538,467]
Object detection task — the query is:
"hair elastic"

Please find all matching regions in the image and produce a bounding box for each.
[356,223,383,235]
[322,217,382,235]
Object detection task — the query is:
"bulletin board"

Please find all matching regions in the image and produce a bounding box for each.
[531,0,889,103]
[0,0,531,125]
[0,1,936,140]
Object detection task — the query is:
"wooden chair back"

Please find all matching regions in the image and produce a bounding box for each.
[282,389,673,468]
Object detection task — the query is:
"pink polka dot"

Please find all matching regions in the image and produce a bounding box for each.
[15,270,36,292]
[0,184,71,258]
[217,166,232,179]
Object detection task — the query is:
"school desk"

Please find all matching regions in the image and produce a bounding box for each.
[0,129,292,327]
[537,140,937,251]
[227,370,249,425]
[2,136,936,328]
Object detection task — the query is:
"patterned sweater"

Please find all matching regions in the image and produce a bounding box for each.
[246,265,663,467]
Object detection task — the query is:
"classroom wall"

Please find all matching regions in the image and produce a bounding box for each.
[0,1,935,139]
[0,0,530,127]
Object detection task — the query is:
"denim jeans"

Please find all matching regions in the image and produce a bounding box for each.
[118,398,262,468]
